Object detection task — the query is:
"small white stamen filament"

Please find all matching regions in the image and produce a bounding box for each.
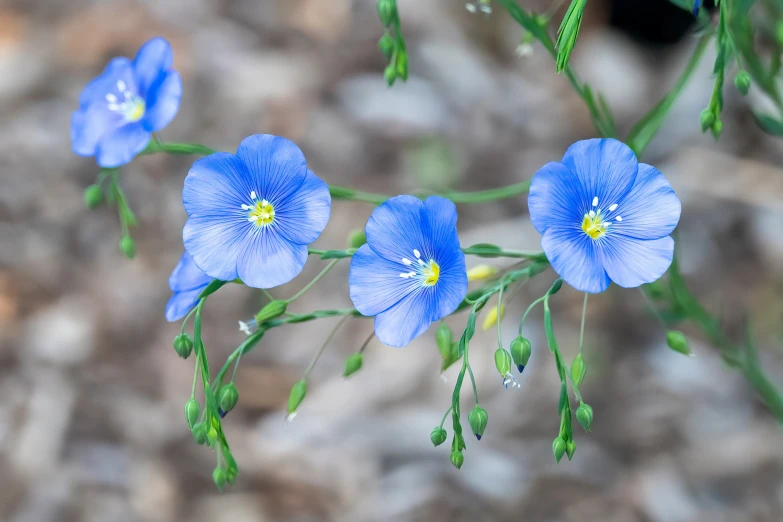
[592,197,598,207]
[608,203,618,212]
[413,249,421,258]
[241,204,252,210]
[401,258,412,266]
[250,191,257,199]
[616,216,623,222]
[588,210,596,218]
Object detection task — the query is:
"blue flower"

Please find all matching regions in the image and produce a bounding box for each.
[183,134,331,289]
[71,37,182,167]
[692,0,701,15]
[528,138,681,294]
[349,196,467,347]
[166,251,212,322]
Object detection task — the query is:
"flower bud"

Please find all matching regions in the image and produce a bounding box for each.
[450,450,464,469]
[467,264,497,282]
[711,118,723,140]
[436,323,453,357]
[287,379,307,415]
[343,353,363,377]
[119,235,135,259]
[441,342,460,372]
[395,51,408,80]
[565,439,576,461]
[376,0,396,27]
[777,21,783,46]
[348,228,367,249]
[482,304,505,331]
[192,422,208,445]
[218,383,239,414]
[571,354,586,387]
[378,34,394,59]
[576,403,593,432]
[494,348,512,377]
[430,426,447,447]
[547,278,563,295]
[173,333,194,359]
[666,330,690,356]
[83,184,103,209]
[207,427,218,447]
[734,70,751,96]
[213,467,227,490]
[384,64,397,86]
[699,108,715,132]
[552,436,566,463]
[510,336,532,372]
[255,300,287,325]
[468,405,488,440]
[185,399,200,428]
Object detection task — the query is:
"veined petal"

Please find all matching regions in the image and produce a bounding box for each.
[71,104,124,157]
[165,287,203,322]
[365,195,430,263]
[183,214,246,281]
[274,170,331,245]
[95,122,151,168]
[373,287,436,348]
[133,37,173,97]
[349,244,417,317]
[528,161,586,234]
[236,135,307,205]
[236,230,308,289]
[143,70,181,132]
[169,251,212,292]
[78,57,135,109]
[612,164,681,240]
[561,138,638,214]
[599,235,674,288]
[541,226,610,293]
[183,153,251,218]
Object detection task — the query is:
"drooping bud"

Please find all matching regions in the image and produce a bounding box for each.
[436,323,452,356]
[207,427,218,447]
[494,348,512,377]
[565,439,576,460]
[384,64,397,86]
[666,330,691,356]
[510,336,532,372]
[343,353,363,377]
[468,405,488,440]
[777,20,783,46]
[213,467,227,490]
[376,0,396,27]
[347,228,367,249]
[576,403,593,432]
[441,341,460,372]
[548,278,563,295]
[450,450,464,470]
[552,436,566,463]
[570,354,586,387]
[217,383,239,414]
[287,380,307,417]
[255,300,287,325]
[119,235,135,259]
[395,51,408,81]
[699,108,715,132]
[734,70,751,96]
[482,304,505,331]
[467,264,498,282]
[192,422,208,445]
[711,118,723,140]
[173,333,194,359]
[430,426,447,447]
[83,184,103,209]
[185,399,200,428]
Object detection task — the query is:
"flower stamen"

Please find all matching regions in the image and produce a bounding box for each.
[398,249,440,286]
[243,193,275,227]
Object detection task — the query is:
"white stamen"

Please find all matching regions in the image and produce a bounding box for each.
[107,103,120,111]
[608,203,618,212]
[261,213,270,219]
[592,197,598,207]
[116,80,126,92]
[479,5,492,13]
[465,3,477,12]
[238,320,255,336]
[417,258,425,266]
[400,273,410,278]
[249,216,259,222]
[616,216,622,222]
[250,191,257,199]
[241,204,252,210]
[105,94,117,103]
[401,258,412,266]
[285,412,297,423]
[413,249,421,258]
[588,210,596,218]
[261,199,269,206]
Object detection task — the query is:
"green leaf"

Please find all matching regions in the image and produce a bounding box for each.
[463,243,503,257]
[753,112,783,136]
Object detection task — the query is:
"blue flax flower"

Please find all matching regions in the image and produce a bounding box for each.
[71,37,182,167]
[349,196,467,347]
[166,251,212,322]
[528,138,681,294]
[183,134,331,289]
[692,0,701,15]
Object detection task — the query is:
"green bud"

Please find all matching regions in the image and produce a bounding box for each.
[255,300,287,324]
[212,467,227,490]
[510,336,531,373]
[395,51,408,81]
[711,118,723,140]
[555,0,587,73]
[376,0,396,27]
[548,278,563,295]
[576,403,593,432]
[343,353,363,377]
[666,330,690,356]
[218,383,239,413]
[384,64,397,86]
[436,323,453,358]
[570,354,586,387]
[441,341,460,372]
[83,184,103,209]
[173,333,194,359]
[430,426,447,447]
[347,228,367,249]
[494,348,512,377]
[699,108,715,132]
[777,21,783,46]
[185,399,200,428]
[565,439,576,461]
[552,436,566,463]
[287,379,307,415]
[378,33,395,59]
[119,235,135,259]
[207,427,218,447]
[450,450,464,470]
[468,405,488,440]
[192,422,208,445]
[734,70,751,96]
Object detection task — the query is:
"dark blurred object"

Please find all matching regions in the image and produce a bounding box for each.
[609,0,715,46]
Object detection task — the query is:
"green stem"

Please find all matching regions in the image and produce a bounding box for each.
[191,356,200,399]
[260,289,275,302]
[461,246,547,260]
[496,281,505,349]
[439,406,453,428]
[212,330,265,391]
[142,138,217,157]
[467,362,479,405]
[180,306,198,335]
[358,331,375,354]
[287,259,340,304]
[303,315,350,381]
[519,295,547,335]
[578,293,588,354]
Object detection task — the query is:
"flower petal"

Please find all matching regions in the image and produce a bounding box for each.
[78,57,135,109]
[133,37,173,97]
[165,287,203,322]
[183,215,246,281]
[373,287,436,348]
[95,122,151,167]
[142,71,181,132]
[71,104,124,157]
[365,195,429,263]
[168,251,212,292]
[561,138,638,213]
[599,235,674,288]
[528,161,586,234]
[612,164,681,240]
[274,170,331,245]
[349,244,417,316]
[236,135,308,205]
[236,230,308,289]
[183,153,251,218]
[541,226,610,293]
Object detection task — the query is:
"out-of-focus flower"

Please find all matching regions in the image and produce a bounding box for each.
[166,251,211,322]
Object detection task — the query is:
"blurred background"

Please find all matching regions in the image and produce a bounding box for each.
[1,0,783,521]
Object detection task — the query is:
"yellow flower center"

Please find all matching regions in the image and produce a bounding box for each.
[422,260,440,286]
[399,249,440,286]
[125,98,146,122]
[106,80,146,122]
[241,191,275,227]
[581,197,622,240]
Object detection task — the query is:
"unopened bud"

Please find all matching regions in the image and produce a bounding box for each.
[699,108,715,132]
[119,235,135,259]
[185,399,200,428]
[576,403,593,432]
[482,304,505,331]
[467,264,497,282]
[565,439,576,460]
[494,348,512,377]
[571,354,586,387]
[173,333,194,359]
[83,184,103,209]
[287,380,307,415]
[436,323,453,357]
[711,118,723,140]
[548,278,563,295]
[395,51,408,81]
[734,70,751,96]
[378,34,394,59]
[441,341,460,372]
[207,426,218,447]
[468,405,488,440]
[217,383,239,414]
[213,468,227,490]
[777,21,783,46]
[255,300,287,324]
[450,450,464,470]
[376,0,396,27]
[384,64,397,86]
[192,422,208,445]
[343,353,363,377]
[348,229,367,249]
[430,426,447,447]
[510,336,531,372]
[666,330,690,356]
[552,436,566,463]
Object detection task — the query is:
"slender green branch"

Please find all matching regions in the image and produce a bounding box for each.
[578,292,588,354]
[303,315,351,380]
[142,138,217,157]
[439,406,453,429]
[287,259,340,304]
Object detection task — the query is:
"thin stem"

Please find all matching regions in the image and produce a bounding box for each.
[329,181,531,205]
[287,259,340,304]
[180,306,198,335]
[467,362,479,405]
[519,296,547,335]
[191,357,200,399]
[303,315,350,381]
[439,406,453,428]
[260,289,275,302]
[461,246,547,260]
[358,331,375,354]
[578,292,588,354]
[496,281,505,349]
[229,341,244,383]
[638,288,669,329]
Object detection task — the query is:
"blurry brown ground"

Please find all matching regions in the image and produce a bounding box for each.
[1,1,782,521]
